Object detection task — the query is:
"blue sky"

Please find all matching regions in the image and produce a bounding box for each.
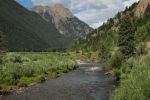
[16,0,33,8]
[16,0,139,28]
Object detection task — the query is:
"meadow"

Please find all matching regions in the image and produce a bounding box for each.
[0,52,78,94]
[0,52,98,94]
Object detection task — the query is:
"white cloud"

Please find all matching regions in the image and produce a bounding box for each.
[31,0,139,28]
[123,0,139,7]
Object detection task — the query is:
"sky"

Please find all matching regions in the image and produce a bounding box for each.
[16,0,139,28]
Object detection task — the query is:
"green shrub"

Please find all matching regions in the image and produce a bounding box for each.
[87,52,92,58]
[38,75,46,83]
[108,51,123,69]
[136,43,148,56]
[98,45,111,62]
[22,66,34,77]
[112,68,121,81]
[4,53,30,63]
[0,55,4,64]
[2,63,22,85]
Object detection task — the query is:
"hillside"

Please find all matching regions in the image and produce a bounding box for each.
[72,0,150,99]
[0,0,65,51]
[31,4,93,42]
[73,0,150,52]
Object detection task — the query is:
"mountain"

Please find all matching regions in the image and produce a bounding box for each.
[0,0,67,51]
[31,4,93,41]
[0,0,92,51]
[72,1,150,99]
[72,0,150,52]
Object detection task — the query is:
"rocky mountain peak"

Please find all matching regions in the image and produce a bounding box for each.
[32,4,73,24]
[135,0,150,17]
[31,4,92,42]
[49,4,73,19]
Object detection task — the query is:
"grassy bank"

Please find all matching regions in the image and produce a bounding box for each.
[0,52,80,94]
[111,53,150,100]
[0,51,98,94]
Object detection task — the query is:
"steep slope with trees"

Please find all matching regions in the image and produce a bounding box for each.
[73,0,150,55]
[72,0,150,99]
[0,0,65,51]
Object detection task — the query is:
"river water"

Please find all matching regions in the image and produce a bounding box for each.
[0,61,115,100]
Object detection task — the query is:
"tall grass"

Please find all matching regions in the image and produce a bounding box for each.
[111,54,150,100]
[0,52,78,91]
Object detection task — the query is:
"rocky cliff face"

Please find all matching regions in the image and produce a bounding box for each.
[32,4,93,40]
[32,4,73,24]
[135,0,150,17]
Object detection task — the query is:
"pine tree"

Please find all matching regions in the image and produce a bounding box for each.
[118,15,135,58]
[98,44,110,62]
[145,4,150,17]
[0,31,3,48]
[0,31,6,51]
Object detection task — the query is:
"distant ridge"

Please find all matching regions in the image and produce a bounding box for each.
[0,0,92,51]
[32,4,93,41]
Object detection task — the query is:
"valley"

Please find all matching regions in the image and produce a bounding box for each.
[0,0,92,51]
[0,0,150,100]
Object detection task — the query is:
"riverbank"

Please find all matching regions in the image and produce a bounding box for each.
[0,52,79,95]
[0,52,99,95]
[1,61,116,100]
